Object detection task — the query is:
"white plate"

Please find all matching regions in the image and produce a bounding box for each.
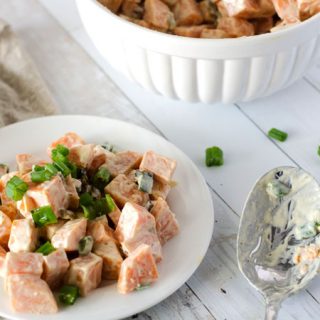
[0,115,214,320]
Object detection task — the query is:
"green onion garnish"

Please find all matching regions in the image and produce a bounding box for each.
[36,241,56,255]
[59,285,79,305]
[93,167,111,190]
[205,146,224,167]
[44,163,59,175]
[317,146,320,157]
[80,192,94,206]
[31,205,58,227]
[81,205,96,220]
[78,236,93,256]
[135,171,153,193]
[31,170,53,183]
[32,165,45,172]
[55,144,69,156]
[93,198,108,216]
[54,160,71,177]
[268,128,288,142]
[5,176,29,201]
[106,194,116,212]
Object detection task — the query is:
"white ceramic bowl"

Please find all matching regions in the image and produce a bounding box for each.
[76,0,320,104]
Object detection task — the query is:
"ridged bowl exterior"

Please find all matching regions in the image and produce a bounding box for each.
[77,0,320,104]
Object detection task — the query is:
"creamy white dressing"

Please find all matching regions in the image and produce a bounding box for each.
[254,170,320,272]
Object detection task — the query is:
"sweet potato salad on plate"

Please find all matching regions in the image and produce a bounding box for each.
[0,132,179,314]
[98,0,320,38]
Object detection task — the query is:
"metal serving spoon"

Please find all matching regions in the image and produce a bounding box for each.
[237,166,320,320]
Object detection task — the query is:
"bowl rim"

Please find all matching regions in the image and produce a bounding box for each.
[89,0,320,46]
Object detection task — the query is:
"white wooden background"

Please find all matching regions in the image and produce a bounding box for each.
[1,0,320,319]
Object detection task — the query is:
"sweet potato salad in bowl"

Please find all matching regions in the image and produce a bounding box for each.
[77,0,320,102]
[99,0,320,38]
[0,132,179,314]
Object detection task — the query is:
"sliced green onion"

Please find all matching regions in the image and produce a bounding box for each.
[51,149,68,163]
[31,205,58,227]
[78,236,93,256]
[79,192,94,206]
[32,165,45,172]
[44,163,59,175]
[81,205,96,220]
[31,170,53,183]
[59,285,79,305]
[317,146,320,157]
[105,194,116,212]
[54,160,71,177]
[135,171,153,193]
[36,241,56,255]
[93,167,111,190]
[268,128,288,142]
[5,176,29,201]
[94,198,108,216]
[101,142,114,152]
[55,144,70,156]
[205,146,224,167]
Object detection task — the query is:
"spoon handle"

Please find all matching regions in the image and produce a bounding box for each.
[264,299,281,320]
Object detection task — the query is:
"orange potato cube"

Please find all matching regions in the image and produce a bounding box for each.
[27,175,69,217]
[150,198,179,245]
[89,145,115,172]
[0,210,11,246]
[16,195,37,219]
[64,253,103,296]
[144,0,176,31]
[217,16,255,36]
[140,151,177,184]
[103,150,142,177]
[0,171,19,205]
[7,274,58,314]
[271,0,300,23]
[16,154,47,174]
[45,220,65,240]
[115,202,162,262]
[87,216,115,243]
[93,241,123,280]
[52,218,87,251]
[118,244,158,294]
[68,144,95,169]
[0,203,18,221]
[4,252,43,277]
[173,0,204,26]
[47,132,85,157]
[8,219,38,253]
[43,249,70,289]
[105,174,149,208]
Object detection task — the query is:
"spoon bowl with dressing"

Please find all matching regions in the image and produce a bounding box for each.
[237,166,320,320]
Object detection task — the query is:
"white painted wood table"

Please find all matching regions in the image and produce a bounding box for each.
[1,1,320,319]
